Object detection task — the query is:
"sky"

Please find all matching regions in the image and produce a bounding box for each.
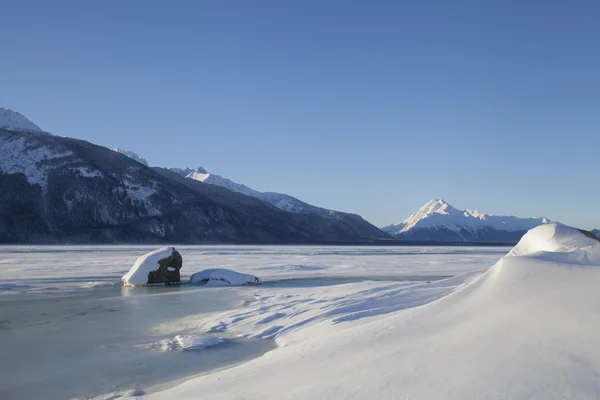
[1,0,599,229]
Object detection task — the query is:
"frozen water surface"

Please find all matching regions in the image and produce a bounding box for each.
[0,245,506,399]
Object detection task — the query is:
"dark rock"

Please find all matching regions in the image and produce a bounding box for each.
[147,249,183,284]
[578,229,600,243]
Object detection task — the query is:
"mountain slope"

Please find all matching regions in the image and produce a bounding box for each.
[0,108,42,132]
[113,148,149,166]
[382,199,551,243]
[170,167,388,240]
[0,128,390,244]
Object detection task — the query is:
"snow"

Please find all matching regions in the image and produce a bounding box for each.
[113,148,149,166]
[72,166,104,178]
[0,108,42,132]
[151,335,223,352]
[189,269,262,286]
[139,224,600,400]
[383,199,551,238]
[122,247,178,286]
[0,136,73,189]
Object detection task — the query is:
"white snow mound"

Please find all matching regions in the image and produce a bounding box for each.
[122,247,177,286]
[189,269,261,286]
[508,223,600,264]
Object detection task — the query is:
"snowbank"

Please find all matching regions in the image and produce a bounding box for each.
[143,224,600,400]
[508,223,600,264]
[122,247,182,286]
[189,269,261,286]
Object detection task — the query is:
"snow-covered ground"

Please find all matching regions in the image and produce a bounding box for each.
[140,225,600,400]
[6,244,569,399]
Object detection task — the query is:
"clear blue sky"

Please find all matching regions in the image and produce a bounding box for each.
[1,1,599,228]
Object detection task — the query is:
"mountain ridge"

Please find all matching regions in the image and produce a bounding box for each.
[383,199,551,243]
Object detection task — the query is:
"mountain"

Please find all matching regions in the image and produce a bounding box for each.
[113,148,149,166]
[169,166,387,239]
[593,229,600,238]
[0,108,42,132]
[382,199,551,244]
[0,117,390,243]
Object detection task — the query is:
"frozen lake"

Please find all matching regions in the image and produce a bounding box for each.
[0,245,507,399]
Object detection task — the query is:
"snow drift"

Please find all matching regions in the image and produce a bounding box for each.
[189,269,262,286]
[144,224,600,400]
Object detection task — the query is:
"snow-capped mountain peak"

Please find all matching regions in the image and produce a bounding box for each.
[113,148,149,166]
[0,108,42,132]
[382,199,552,243]
[185,166,210,182]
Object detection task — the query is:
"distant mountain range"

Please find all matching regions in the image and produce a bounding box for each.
[0,108,390,244]
[382,199,552,244]
[1,108,593,245]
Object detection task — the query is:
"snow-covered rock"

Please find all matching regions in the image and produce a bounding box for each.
[189,269,262,286]
[0,108,42,132]
[382,199,551,243]
[113,148,149,166]
[122,247,182,286]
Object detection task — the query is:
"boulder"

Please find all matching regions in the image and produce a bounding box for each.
[122,247,183,286]
[189,269,261,286]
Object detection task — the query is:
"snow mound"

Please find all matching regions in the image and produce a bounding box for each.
[509,223,600,257]
[189,269,262,286]
[122,247,179,286]
[0,108,42,132]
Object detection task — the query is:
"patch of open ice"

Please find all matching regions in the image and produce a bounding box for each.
[189,269,261,286]
[85,281,115,288]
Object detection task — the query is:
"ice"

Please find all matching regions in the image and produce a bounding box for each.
[85,281,115,287]
[0,245,506,399]
[189,269,262,286]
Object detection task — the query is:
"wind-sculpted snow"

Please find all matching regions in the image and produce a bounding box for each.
[144,225,600,400]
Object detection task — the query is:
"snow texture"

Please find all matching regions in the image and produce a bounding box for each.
[122,247,177,286]
[0,136,73,189]
[189,269,262,286]
[383,199,550,238]
[151,335,222,352]
[0,108,41,132]
[143,224,600,400]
